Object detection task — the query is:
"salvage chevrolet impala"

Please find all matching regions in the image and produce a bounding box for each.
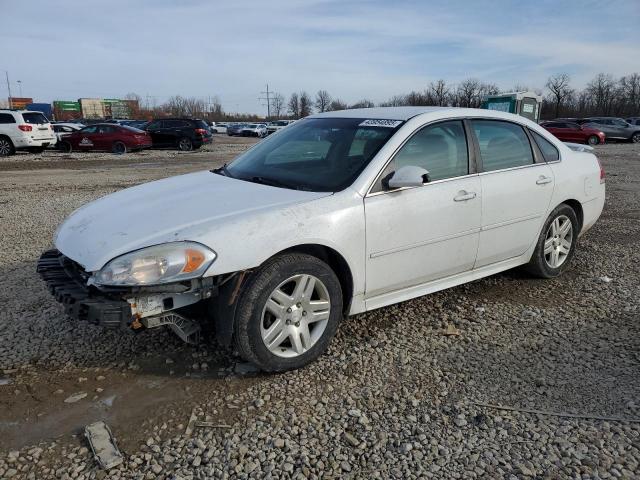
[38,107,605,371]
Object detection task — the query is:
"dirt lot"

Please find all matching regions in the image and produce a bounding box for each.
[0,140,639,479]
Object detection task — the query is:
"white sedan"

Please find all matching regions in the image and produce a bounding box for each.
[39,107,605,372]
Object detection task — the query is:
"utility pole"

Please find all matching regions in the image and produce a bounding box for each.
[5,71,12,108]
[259,84,271,120]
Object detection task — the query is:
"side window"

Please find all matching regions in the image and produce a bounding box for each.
[392,120,469,182]
[147,120,163,129]
[80,126,98,134]
[531,131,560,162]
[471,120,534,172]
[0,113,16,124]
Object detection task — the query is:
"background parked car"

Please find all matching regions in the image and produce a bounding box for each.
[241,123,267,137]
[266,120,294,135]
[227,123,248,136]
[210,122,227,134]
[52,122,85,143]
[540,121,606,145]
[144,118,212,151]
[580,117,640,143]
[0,109,57,156]
[58,124,152,154]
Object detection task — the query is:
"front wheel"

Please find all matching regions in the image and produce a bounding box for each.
[587,135,600,145]
[177,137,193,151]
[525,204,579,279]
[631,132,640,143]
[59,141,72,153]
[233,253,343,372]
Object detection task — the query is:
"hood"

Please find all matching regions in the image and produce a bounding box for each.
[55,170,330,271]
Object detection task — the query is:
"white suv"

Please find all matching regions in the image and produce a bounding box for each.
[0,110,57,156]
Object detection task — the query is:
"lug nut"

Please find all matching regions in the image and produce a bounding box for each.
[295,321,300,327]
[286,319,291,325]
[302,311,307,316]
[296,302,301,308]
[287,307,292,313]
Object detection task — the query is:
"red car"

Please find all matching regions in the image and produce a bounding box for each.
[540,121,606,145]
[58,124,153,154]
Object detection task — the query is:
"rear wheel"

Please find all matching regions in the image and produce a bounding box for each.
[233,253,343,372]
[631,132,640,143]
[0,137,15,156]
[587,135,600,145]
[59,141,72,153]
[525,204,578,279]
[112,141,127,155]
[177,137,193,151]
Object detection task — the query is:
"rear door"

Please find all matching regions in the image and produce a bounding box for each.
[471,119,554,268]
[95,125,118,150]
[145,120,167,146]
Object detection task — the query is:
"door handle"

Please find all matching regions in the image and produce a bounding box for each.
[536,176,553,185]
[454,191,476,202]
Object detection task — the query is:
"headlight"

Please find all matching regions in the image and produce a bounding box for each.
[93,242,216,286]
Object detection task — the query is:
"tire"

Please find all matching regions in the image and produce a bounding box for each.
[59,141,72,153]
[0,136,15,156]
[631,132,640,143]
[177,137,193,151]
[112,141,127,155]
[28,147,46,153]
[525,204,579,279]
[587,135,600,145]
[233,253,343,372]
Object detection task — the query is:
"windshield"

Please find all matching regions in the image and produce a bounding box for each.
[225,117,402,192]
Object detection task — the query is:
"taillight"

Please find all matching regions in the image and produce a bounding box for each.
[195,128,208,136]
[18,124,33,132]
[596,157,605,184]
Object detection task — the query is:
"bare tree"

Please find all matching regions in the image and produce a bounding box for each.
[288,93,300,118]
[349,99,375,109]
[428,80,450,106]
[315,90,332,113]
[545,74,573,118]
[585,73,617,115]
[454,79,481,107]
[299,91,313,117]
[270,93,285,118]
[618,73,640,116]
[327,99,347,111]
[379,95,407,107]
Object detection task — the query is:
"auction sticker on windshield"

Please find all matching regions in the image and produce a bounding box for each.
[358,119,403,128]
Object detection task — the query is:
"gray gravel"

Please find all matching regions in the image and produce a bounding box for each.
[0,142,639,479]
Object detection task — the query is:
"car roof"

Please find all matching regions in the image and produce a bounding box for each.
[309,106,453,120]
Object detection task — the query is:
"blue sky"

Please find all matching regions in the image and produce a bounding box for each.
[1,0,639,113]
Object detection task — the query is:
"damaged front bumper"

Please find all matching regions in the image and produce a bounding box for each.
[36,249,219,343]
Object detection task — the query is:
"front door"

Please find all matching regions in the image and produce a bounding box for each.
[364,120,481,300]
[469,119,555,268]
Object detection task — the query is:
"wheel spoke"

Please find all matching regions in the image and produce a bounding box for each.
[559,220,572,237]
[263,318,284,344]
[551,218,559,236]
[270,288,291,307]
[544,238,554,255]
[265,298,284,316]
[299,322,312,350]
[308,300,330,323]
[290,330,304,354]
[292,274,314,302]
[551,249,560,267]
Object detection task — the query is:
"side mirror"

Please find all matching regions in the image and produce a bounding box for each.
[385,165,430,190]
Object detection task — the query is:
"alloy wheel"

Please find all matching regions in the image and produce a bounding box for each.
[178,138,192,151]
[544,214,573,268]
[587,135,599,145]
[260,274,331,358]
[0,138,11,156]
[632,133,640,143]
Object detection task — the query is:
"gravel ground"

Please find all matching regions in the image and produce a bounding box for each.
[0,142,638,479]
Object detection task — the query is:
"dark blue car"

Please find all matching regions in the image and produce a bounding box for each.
[227,123,248,136]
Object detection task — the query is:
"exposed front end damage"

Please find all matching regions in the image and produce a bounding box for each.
[36,249,238,344]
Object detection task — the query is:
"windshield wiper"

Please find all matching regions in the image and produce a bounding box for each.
[247,176,297,189]
[211,163,234,178]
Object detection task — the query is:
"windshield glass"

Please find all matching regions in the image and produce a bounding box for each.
[226,117,402,192]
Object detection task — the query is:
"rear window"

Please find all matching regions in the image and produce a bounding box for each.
[531,131,560,162]
[22,112,49,124]
[195,120,209,129]
[0,113,15,124]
